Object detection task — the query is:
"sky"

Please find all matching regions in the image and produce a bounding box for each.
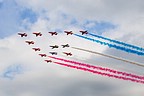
[0,0,144,96]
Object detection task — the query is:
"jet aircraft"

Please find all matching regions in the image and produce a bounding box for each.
[32,48,40,51]
[79,30,88,35]
[39,54,47,57]
[64,31,73,35]
[45,60,52,63]
[25,41,34,45]
[48,32,58,36]
[33,32,42,37]
[63,52,72,56]
[61,44,70,48]
[50,45,59,49]
[18,33,27,37]
[49,52,57,55]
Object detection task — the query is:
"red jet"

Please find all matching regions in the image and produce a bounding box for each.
[79,30,88,35]
[25,41,34,45]
[64,31,73,35]
[18,33,27,37]
[33,32,42,37]
[45,60,52,63]
[39,54,47,57]
[48,32,58,36]
[32,48,40,51]
[63,52,72,56]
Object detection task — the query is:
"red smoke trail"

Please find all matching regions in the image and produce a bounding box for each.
[53,61,144,84]
[49,56,144,80]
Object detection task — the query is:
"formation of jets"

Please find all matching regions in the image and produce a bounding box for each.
[18,30,88,38]
[50,44,70,49]
[18,30,88,62]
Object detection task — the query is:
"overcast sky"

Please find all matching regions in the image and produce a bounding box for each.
[0,0,144,96]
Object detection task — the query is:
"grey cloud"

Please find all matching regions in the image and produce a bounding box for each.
[1,64,24,79]
[0,0,144,96]
[0,75,125,96]
[58,81,120,96]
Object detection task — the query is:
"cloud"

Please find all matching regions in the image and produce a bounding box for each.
[0,0,38,38]
[20,8,37,23]
[0,0,20,38]
[1,64,24,79]
[0,0,144,96]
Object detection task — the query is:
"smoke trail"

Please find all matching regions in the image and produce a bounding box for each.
[53,61,144,84]
[72,47,144,68]
[49,56,144,80]
[89,33,144,52]
[74,34,144,56]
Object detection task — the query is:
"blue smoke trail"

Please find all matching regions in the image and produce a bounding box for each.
[74,34,144,56]
[89,33,144,52]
